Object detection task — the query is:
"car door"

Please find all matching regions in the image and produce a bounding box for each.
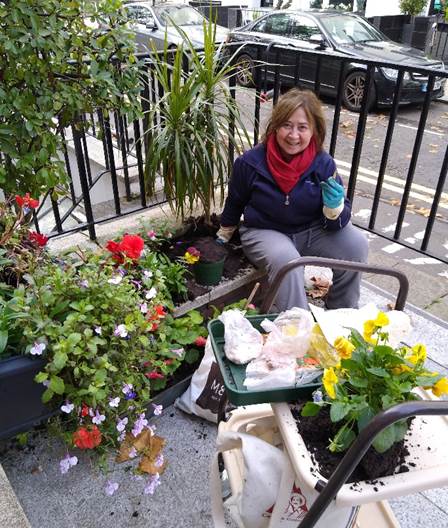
[286,14,338,93]
[247,13,297,82]
[125,5,161,52]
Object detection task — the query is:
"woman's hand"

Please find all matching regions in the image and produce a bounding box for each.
[320,177,344,209]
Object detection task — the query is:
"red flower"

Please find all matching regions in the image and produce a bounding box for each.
[145,371,165,380]
[80,404,90,417]
[194,336,207,347]
[105,234,144,263]
[164,359,174,365]
[72,425,102,449]
[29,231,48,247]
[120,234,144,260]
[149,322,159,332]
[15,193,39,210]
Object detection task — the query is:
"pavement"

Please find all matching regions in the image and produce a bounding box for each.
[1,207,448,528]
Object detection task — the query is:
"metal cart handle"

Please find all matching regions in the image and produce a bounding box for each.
[297,400,448,528]
[260,257,409,313]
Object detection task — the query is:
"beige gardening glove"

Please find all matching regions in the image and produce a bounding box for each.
[216,225,237,244]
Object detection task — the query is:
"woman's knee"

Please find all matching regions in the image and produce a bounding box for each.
[339,225,368,262]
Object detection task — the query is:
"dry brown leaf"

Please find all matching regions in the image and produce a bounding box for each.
[31,465,43,475]
[116,432,136,463]
[138,435,167,475]
[429,143,439,148]
[340,120,353,128]
[132,429,154,452]
[429,149,438,154]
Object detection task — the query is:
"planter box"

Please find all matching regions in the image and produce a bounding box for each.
[0,355,56,441]
[272,389,448,507]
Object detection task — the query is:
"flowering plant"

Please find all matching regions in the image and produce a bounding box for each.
[183,246,201,265]
[5,231,207,495]
[302,311,448,454]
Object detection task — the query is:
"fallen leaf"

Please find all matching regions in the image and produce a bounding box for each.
[31,465,43,475]
[429,144,439,148]
[138,435,167,475]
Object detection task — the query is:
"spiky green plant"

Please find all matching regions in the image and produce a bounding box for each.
[143,17,251,223]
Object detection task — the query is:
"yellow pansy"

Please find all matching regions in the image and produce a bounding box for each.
[183,251,199,264]
[406,343,427,365]
[392,364,412,375]
[432,377,448,397]
[323,368,338,399]
[334,336,355,359]
[373,311,389,327]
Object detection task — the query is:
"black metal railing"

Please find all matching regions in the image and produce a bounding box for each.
[25,45,448,265]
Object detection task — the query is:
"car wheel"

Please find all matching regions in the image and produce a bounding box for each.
[235,53,255,88]
[342,71,376,112]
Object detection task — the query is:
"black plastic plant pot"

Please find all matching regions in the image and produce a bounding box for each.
[0,355,56,440]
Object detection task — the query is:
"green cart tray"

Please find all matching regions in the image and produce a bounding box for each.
[207,314,321,406]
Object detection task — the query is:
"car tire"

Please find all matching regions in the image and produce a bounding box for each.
[342,70,376,112]
[235,53,255,88]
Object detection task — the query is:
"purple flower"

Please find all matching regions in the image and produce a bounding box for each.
[117,431,126,443]
[116,417,128,433]
[122,383,133,394]
[108,397,120,408]
[313,390,323,403]
[129,447,138,459]
[140,302,148,314]
[59,454,78,475]
[152,404,163,416]
[131,280,142,290]
[92,410,106,425]
[61,402,74,414]
[144,473,161,495]
[124,391,136,400]
[30,342,46,356]
[171,348,184,358]
[155,453,164,468]
[80,280,89,288]
[143,270,153,279]
[132,413,148,437]
[117,268,127,276]
[105,481,119,496]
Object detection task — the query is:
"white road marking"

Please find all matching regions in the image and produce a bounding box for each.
[382,243,404,254]
[414,231,425,240]
[443,241,448,250]
[337,167,448,210]
[405,237,416,244]
[397,123,444,137]
[404,257,442,265]
[381,222,410,233]
[439,271,448,279]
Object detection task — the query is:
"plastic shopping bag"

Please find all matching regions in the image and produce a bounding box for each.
[218,309,263,365]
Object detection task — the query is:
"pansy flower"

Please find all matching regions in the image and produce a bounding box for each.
[184,246,200,265]
[322,368,338,399]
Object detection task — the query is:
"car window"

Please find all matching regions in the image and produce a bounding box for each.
[288,15,321,41]
[125,5,155,26]
[153,6,204,26]
[320,15,383,44]
[253,14,290,36]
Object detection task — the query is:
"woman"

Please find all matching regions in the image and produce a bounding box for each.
[217,88,368,311]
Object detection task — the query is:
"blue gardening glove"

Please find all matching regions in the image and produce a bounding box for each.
[320,177,345,209]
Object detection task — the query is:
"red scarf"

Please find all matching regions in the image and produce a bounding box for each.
[266,134,317,194]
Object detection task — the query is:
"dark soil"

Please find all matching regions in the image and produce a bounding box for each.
[160,214,251,301]
[291,403,410,483]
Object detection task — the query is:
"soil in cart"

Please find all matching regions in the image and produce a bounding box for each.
[291,404,410,482]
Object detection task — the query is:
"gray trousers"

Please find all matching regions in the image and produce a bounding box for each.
[240,222,368,311]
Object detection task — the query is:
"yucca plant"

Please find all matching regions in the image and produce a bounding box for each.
[143,16,251,224]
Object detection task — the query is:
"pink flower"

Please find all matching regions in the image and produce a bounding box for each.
[194,336,207,347]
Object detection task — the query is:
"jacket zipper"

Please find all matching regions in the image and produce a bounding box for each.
[285,194,290,206]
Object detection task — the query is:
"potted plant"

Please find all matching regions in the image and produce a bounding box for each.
[143,17,251,225]
[183,238,228,286]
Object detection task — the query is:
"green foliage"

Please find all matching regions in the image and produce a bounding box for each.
[399,0,427,15]
[0,0,141,196]
[304,311,446,454]
[210,298,260,319]
[144,18,252,223]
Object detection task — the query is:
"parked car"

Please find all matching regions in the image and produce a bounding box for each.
[123,2,229,52]
[227,10,446,111]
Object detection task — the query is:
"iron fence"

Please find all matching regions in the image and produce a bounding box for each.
[26,44,448,264]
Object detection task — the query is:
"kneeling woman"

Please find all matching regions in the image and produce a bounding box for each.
[217,88,368,311]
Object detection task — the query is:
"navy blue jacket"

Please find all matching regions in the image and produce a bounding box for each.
[220,144,352,234]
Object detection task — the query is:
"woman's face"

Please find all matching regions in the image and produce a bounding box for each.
[275,106,313,161]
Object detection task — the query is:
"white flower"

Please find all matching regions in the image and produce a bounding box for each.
[171,348,184,358]
[140,303,148,314]
[143,270,153,279]
[30,342,46,356]
[114,324,128,338]
[108,275,123,285]
[61,402,74,414]
[129,447,138,459]
[108,397,120,408]
[145,287,157,300]
[94,326,102,335]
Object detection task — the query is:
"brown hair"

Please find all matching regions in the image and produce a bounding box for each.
[262,88,326,149]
